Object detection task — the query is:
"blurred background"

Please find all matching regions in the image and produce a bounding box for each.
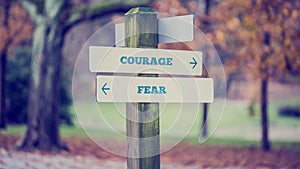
[0,0,300,168]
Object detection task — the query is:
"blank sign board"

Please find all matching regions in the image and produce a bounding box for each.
[115,15,194,46]
[158,15,194,44]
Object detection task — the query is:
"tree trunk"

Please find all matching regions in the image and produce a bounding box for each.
[0,52,6,129]
[17,21,66,151]
[226,73,234,96]
[260,31,271,151]
[261,77,270,151]
[0,0,10,130]
[200,0,212,138]
[205,0,211,16]
[201,103,208,137]
[17,0,154,152]
[37,41,63,150]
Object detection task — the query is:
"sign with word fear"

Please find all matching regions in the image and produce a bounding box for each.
[96,76,214,103]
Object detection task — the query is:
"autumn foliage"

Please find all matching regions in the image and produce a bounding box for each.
[211,0,300,79]
[153,0,300,79]
[153,0,300,151]
[0,1,32,53]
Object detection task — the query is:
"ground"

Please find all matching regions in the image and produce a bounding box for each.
[1,134,300,169]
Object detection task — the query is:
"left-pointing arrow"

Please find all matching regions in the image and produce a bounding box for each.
[101,83,110,95]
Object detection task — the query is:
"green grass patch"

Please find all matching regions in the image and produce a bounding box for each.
[183,136,300,151]
[6,125,26,136]
[4,124,300,151]
[5,125,87,138]
[3,98,300,150]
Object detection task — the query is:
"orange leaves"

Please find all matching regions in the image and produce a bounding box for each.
[226,18,240,31]
[216,31,225,41]
[153,0,188,16]
[153,0,300,78]
[0,2,32,54]
[0,29,8,51]
[284,39,292,47]
[211,0,300,79]
[215,31,226,46]
[187,1,198,11]
[291,10,298,19]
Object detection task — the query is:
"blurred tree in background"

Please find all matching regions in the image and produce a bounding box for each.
[6,47,73,125]
[154,0,300,151]
[0,0,32,129]
[6,47,31,124]
[17,0,154,151]
[211,0,300,151]
[153,0,216,139]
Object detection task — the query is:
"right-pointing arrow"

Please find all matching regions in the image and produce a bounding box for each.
[101,83,110,95]
[189,57,197,69]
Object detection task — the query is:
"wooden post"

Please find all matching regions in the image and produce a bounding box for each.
[125,7,160,169]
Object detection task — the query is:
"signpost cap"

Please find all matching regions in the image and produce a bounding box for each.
[125,7,155,15]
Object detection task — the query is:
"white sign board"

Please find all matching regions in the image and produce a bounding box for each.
[96,76,214,103]
[89,46,202,76]
[115,15,194,46]
[158,15,194,44]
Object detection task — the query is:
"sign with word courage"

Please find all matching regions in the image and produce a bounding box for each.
[89,46,202,76]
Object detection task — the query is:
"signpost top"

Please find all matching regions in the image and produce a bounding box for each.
[125,7,158,48]
[125,7,156,15]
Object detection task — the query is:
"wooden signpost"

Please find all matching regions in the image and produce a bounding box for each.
[89,7,214,169]
[125,8,160,169]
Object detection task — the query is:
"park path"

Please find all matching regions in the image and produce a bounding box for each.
[0,148,205,169]
[1,135,300,169]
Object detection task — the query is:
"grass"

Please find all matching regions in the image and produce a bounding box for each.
[184,136,300,149]
[5,124,120,138]
[5,125,26,136]
[3,98,300,149]
[6,124,300,151]
[5,125,86,138]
